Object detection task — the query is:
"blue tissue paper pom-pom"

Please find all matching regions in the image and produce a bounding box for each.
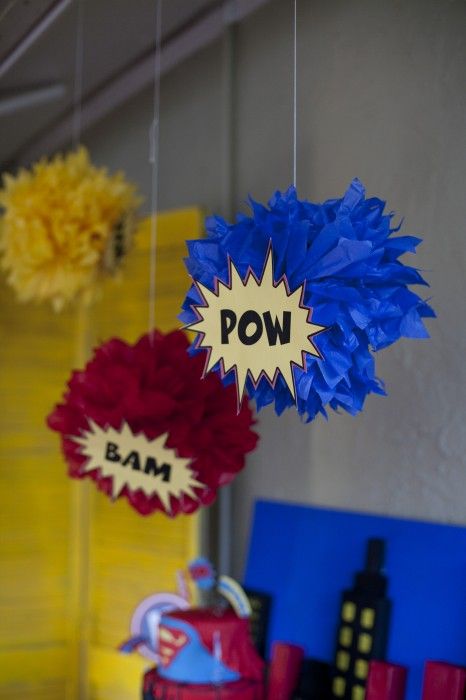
[180,179,435,421]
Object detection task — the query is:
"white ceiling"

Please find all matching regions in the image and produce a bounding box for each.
[0,0,219,166]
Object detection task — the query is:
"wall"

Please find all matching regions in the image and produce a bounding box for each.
[85,0,466,578]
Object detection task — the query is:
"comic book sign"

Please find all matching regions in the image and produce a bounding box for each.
[72,421,204,512]
[187,248,325,410]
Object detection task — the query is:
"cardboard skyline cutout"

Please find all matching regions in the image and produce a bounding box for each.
[72,420,204,512]
[186,247,326,409]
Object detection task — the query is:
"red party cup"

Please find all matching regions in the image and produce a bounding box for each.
[266,641,304,700]
[366,660,407,700]
[421,660,466,700]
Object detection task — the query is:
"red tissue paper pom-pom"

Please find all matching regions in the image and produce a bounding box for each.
[47,329,259,517]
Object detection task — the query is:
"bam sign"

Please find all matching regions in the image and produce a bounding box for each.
[186,248,325,409]
[72,421,204,511]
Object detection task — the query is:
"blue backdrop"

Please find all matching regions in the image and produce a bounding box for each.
[244,500,466,700]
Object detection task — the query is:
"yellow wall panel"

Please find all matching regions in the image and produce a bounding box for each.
[86,209,201,700]
[0,280,76,699]
[0,208,202,700]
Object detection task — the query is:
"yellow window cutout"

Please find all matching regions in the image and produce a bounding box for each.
[336,650,350,672]
[358,633,373,654]
[355,658,369,679]
[361,607,375,629]
[339,626,353,647]
[333,677,346,697]
[352,684,366,700]
[342,601,356,622]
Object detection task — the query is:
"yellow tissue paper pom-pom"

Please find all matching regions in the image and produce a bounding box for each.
[0,147,141,310]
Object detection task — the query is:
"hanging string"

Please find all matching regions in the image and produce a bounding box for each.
[70,5,90,697]
[148,0,162,341]
[292,0,297,188]
[72,0,84,148]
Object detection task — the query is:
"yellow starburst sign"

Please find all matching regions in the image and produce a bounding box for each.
[71,420,204,512]
[186,247,326,409]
